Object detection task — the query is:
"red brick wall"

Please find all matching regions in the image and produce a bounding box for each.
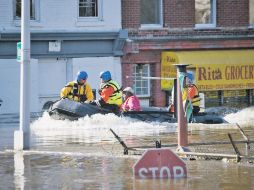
[136,39,254,50]
[122,0,195,28]
[122,50,159,64]
[122,0,140,28]
[150,62,166,107]
[164,0,195,28]
[121,0,253,107]
[217,0,249,27]
[122,51,167,107]
[122,0,250,29]
[122,63,134,88]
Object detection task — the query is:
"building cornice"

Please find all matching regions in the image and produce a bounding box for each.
[0,30,128,58]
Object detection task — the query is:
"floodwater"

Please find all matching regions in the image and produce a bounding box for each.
[0,107,254,190]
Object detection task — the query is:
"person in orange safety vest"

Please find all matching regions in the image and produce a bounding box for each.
[90,70,122,114]
[186,72,201,114]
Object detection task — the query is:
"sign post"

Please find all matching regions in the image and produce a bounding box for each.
[17,42,21,62]
[14,0,31,150]
[175,64,189,149]
[133,148,187,179]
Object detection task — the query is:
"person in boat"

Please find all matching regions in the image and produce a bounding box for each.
[60,71,94,103]
[121,87,141,112]
[169,72,193,122]
[90,70,122,113]
[186,72,201,114]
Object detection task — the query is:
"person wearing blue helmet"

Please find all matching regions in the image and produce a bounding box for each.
[169,71,200,122]
[186,72,200,114]
[60,71,94,103]
[100,70,111,82]
[90,70,122,113]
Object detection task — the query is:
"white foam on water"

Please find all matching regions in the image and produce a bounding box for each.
[30,106,254,144]
[31,112,177,143]
[223,106,254,127]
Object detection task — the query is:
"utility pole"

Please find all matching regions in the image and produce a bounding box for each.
[174,64,189,151]
[14,0,31,150]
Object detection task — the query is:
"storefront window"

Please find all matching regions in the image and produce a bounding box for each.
[195,0,216,28]
[133,64,150,97]
[250,0,254,26]
[140,0,163,27]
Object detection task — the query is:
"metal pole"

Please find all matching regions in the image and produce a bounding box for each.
[174,64,188,150]
[173,78,177,119]
[14,0,31,150]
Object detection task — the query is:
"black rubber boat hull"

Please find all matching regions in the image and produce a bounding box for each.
[48,98,114,120]
[48,99,227,124]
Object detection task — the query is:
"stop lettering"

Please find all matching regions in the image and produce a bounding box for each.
[133,148,187,179]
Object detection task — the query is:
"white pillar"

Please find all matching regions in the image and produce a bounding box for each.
[15,0,31,150]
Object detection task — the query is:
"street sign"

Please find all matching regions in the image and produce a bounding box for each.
[133,148,187,179]
[17,42,21,62]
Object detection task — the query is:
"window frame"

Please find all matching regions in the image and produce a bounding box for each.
[250,0,254,27]
[140,0,163,29]
[77,0,103,22]
[13,0,39,21]
[195,0,216,29]
[133,64,151,98]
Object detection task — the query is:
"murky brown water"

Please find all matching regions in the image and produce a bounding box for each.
[0,110,254,190]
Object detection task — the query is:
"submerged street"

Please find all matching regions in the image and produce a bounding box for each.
[0,107,254,189]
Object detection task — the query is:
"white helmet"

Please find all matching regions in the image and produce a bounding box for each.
[123,87,134,94]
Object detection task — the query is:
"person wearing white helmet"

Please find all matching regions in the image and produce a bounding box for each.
[121,87,141,111]
[60,71,94,103]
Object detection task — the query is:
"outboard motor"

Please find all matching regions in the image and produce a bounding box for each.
[0,99,2,107]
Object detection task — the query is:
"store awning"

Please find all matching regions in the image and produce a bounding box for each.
[161,50,254,91]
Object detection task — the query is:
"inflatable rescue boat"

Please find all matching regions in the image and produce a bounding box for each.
[48,98,227,124]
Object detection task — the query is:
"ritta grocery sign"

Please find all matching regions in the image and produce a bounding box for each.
[196,63,254,90]
[161,50,254,91]
[133,149,187,179]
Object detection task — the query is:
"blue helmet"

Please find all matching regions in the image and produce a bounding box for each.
[187,72,193,83]
[100,71,111,81]
[77,71,88,82]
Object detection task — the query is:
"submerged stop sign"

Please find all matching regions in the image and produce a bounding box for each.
[133,148,187,179]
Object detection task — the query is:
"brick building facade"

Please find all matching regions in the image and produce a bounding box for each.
[121,0,254,108]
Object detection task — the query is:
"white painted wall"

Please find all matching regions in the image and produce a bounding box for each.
[0,0,123,114]
[0,0,121,32]
[0,57,122,114]
[0,59,39,114]
[73,57,122,98]
[37,58,67,110]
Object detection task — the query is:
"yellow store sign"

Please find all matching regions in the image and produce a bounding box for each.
[161,50,254,91]
[161,52,178,90]
[197,63,254,90]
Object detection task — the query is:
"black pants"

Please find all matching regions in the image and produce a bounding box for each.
[90,99,120,115]
[101,104,120,115]
[193,106,200,115]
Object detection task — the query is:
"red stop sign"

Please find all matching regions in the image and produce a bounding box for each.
[133,148,187,179]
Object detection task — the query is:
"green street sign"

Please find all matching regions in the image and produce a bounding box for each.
[17,42,21,62]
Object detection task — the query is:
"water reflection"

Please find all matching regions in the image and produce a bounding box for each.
[133,178,188,190]
[14,152,25,190]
